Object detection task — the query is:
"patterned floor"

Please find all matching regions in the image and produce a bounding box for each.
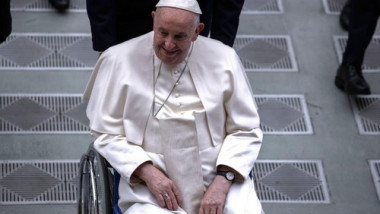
[0,34,96,70]
[0,160,329,204]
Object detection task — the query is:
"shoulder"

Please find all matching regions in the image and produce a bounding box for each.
[102,31,154,59]
[93,32,153,78]
[191,36,241,69]
[192,36,238,63]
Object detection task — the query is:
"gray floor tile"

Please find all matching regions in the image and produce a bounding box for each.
[242,0,284,14]
[252,160,329,203]
[350,95,380,135]
[255,95,313,135]
[334,36,380,73]
[0,33,97,70]
[234,35,298,72]
[369,160,380,202]
[11,0,86,12]
[322,0,345,15]
[0,160,79,204]
[0,94,89,134]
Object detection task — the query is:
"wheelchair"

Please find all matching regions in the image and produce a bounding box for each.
[77,143,122,214]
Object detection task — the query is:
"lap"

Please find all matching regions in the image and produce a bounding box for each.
[125,203,186,214]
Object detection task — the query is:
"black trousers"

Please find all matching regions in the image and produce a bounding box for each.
[198,0,245,47]
[0,0,12,43]
[342,0,380,68]
[86,0,157,52]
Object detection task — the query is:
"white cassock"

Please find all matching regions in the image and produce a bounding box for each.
[84,31,264,214]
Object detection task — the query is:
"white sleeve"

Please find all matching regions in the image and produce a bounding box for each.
[92,132,152,184]
[216,51,263,181]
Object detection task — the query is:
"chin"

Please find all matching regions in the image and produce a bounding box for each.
[159,55,180,65]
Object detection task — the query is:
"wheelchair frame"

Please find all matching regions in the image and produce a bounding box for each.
[77,143,121,214]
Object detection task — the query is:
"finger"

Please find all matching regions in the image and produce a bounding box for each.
[167,191,179,210]
[204,208,213,214]
[216,206,223,214]
[199,208,204,214]
[164,193,174,210]
[172,185,183,205]
[157,193,166,208]
[210,207,217,214]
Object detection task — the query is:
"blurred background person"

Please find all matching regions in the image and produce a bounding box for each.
[198,0,245,47]
[339,0,352,31]
[334,0,379,95]
[0,0,12,44]
[86,0,158,52]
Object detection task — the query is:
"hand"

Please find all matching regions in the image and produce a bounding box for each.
[198,175,232,214]
[133,162,182,211]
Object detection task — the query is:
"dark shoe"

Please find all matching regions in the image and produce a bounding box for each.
[335,64,371,95]
[48,0,70,11]
[339,1,352,31]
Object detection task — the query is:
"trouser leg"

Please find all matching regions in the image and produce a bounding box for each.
[0,0,12,43]
[342,0,380,68]
[198,0,214,37]
[210,0,245,47]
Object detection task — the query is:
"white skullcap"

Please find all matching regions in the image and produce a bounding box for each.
[156,0,202,15]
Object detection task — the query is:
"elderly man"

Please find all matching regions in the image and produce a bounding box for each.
[84,0,264,213]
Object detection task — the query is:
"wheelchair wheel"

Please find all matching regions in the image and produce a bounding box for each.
[78,143,113,214]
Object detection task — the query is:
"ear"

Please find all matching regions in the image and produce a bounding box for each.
[191,23,205,41]
[151,11,156,30]
[197,23,205,34]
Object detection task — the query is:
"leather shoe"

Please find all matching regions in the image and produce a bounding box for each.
[334,64,371,95]
[48,0,70,11]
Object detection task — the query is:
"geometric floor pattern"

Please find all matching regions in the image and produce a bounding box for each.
[369,160,380,202]
[241,0,283,14]
[322,0,345,15]
[0,93,315,135]
[0,94,89,134]
[10,0,86,12]
[0,160,79,204]
[255,95,313,135]
[252,160,330,203]
[234,35,298,72]
[350,95,380,135]
[333,36,380,73]
[0,159,330,204]
[0,33,97,70]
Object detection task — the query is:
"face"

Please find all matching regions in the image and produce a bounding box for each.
[152,7,204,65]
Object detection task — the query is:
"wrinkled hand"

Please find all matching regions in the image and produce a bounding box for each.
[134,162,182,211]
[199,175,232,214]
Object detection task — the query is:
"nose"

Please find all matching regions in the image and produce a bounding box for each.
[163,37,175,50]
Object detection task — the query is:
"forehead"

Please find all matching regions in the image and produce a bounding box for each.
[155,7,196,28]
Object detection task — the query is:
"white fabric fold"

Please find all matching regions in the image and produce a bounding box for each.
[159,117,204,214]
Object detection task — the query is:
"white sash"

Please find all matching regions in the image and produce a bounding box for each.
[159,117,205,214]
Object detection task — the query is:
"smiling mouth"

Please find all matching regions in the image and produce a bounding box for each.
[161,48,179,57]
